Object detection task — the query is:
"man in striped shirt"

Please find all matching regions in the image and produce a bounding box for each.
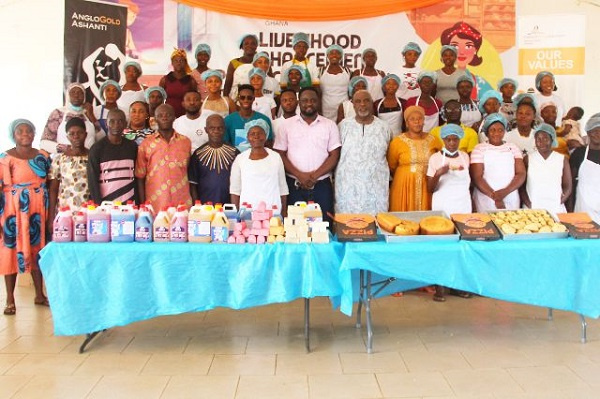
[87,109,138,204]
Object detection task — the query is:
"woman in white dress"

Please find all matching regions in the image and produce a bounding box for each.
[319,45,351,121]
[520,123,572,214]
[427,123,472,215]
[470,113,526,211]
[230,119,288,212]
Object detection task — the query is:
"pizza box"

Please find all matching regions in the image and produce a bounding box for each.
[556,213,600,239]
[451,213,501,241]
[334,213,378,242]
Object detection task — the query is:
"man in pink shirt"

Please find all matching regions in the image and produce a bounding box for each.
[274,87,341,222]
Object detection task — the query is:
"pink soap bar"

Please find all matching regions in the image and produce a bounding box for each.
[252,220,263,230]
[227,236,236,244]
[262,220,270,229]
[257,235,266,244]
[259,228,270,237]
[257,201,267,212]
[242,228,250,238]
[247,235,257,244]
[235,236,246,244]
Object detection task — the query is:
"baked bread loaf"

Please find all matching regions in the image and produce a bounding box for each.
[394,220,420,235]
[420,216,455,235]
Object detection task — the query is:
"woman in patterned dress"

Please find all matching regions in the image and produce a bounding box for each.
[1,119,51,315]
[388,106,443,211]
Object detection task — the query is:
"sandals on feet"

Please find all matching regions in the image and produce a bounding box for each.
[3,304,16,315]
[34,297,50,307]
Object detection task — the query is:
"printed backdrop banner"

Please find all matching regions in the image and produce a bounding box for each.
[115,0,517,100]
[517,14,586,113]
[64,0,127,105]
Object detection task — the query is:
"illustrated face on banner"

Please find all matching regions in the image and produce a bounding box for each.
[81,43,126,105]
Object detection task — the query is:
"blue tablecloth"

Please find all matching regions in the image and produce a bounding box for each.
[39,241,344,336]
[339,238,600,318]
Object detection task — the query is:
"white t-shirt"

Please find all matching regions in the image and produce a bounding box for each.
[504,128,536,156]
[173,113,213,153]
[252,96,276,120]
[230,148,289,210]
[396,66,421,100]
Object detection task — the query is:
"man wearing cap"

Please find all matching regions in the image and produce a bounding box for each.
[280,32,320,89]
[274,87,341,223]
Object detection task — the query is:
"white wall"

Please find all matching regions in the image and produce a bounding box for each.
[1,0,600,151]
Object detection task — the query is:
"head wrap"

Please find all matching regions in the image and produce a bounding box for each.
[585,112,600,133]
[248,67,266,80]
[287,65,305,79]
[144,86,167,103]
[326,44,344,58]
[99,80,122,101]
[402,42,422,55]
[535,71,556,92]
[65,82,86,108]
[445,22,482,41]
[239,34,258,49]
[201,69,224,82]
[348,76,368,96]
[170,48,192,74]
[253,51,271,65]
[482,113,508,136]
[244,118,270,137]
[478,90,503,114]
[417,71,437,84]
[65,117,86,133]
[381,74,401,88]
[403,105,425,122]
[292,32,309,47]
[124,61,142,75]
[534,123,558,148]
[440,45,458,56]
[539,101,557,114]
[456,74,474,87]
[361,48,377,58]
[514,93,537,111]
[440,123,465,139]
[497,77,518,91]
[9,119,35,142]
[194,43,211,58]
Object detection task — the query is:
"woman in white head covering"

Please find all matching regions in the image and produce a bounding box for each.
[319,45,351,121]
[117,61,146,119]
[571,113,600,222]
[39,83,97,154]
[351,48,386,101]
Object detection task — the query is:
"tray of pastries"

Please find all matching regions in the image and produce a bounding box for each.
[488,209,568,240]
[376,211,459,243]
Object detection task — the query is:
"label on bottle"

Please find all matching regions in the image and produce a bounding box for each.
[90,220,108,235]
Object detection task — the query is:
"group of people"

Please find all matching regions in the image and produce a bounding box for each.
[2,31,600,313]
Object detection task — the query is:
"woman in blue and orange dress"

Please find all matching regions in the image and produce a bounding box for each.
[1,119,51,315]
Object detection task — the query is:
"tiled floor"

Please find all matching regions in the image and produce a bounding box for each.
[1,284,600,398]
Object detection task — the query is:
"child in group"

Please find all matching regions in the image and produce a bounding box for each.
[397,42,422,101]
[456,75,481,129]
[117,61,146,119]
[280,32,320,89]
[200,70,237,117]
[48,117,90,231]
[92,80,121,135]
[249,68,276,120]
[351,48,386,101]
[497,78,518,130]
[559,106,586,151]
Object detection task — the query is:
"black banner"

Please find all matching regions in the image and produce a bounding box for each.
[64,0,127,105]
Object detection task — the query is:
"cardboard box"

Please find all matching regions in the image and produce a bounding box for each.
[557,213,600,239]
[451,213,501,241]
[334,214,378,242]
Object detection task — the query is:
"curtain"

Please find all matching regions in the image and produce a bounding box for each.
[174,0,446,21]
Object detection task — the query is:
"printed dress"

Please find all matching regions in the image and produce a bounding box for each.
[388,134,442,211]
[48,154,90,209]
[0,152,50,275]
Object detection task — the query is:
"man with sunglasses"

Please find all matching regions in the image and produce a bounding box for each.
[224,84,273,152]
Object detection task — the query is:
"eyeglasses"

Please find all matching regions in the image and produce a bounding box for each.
[239,95,255,100]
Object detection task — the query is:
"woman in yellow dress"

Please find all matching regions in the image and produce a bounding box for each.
[388,106,443,211]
